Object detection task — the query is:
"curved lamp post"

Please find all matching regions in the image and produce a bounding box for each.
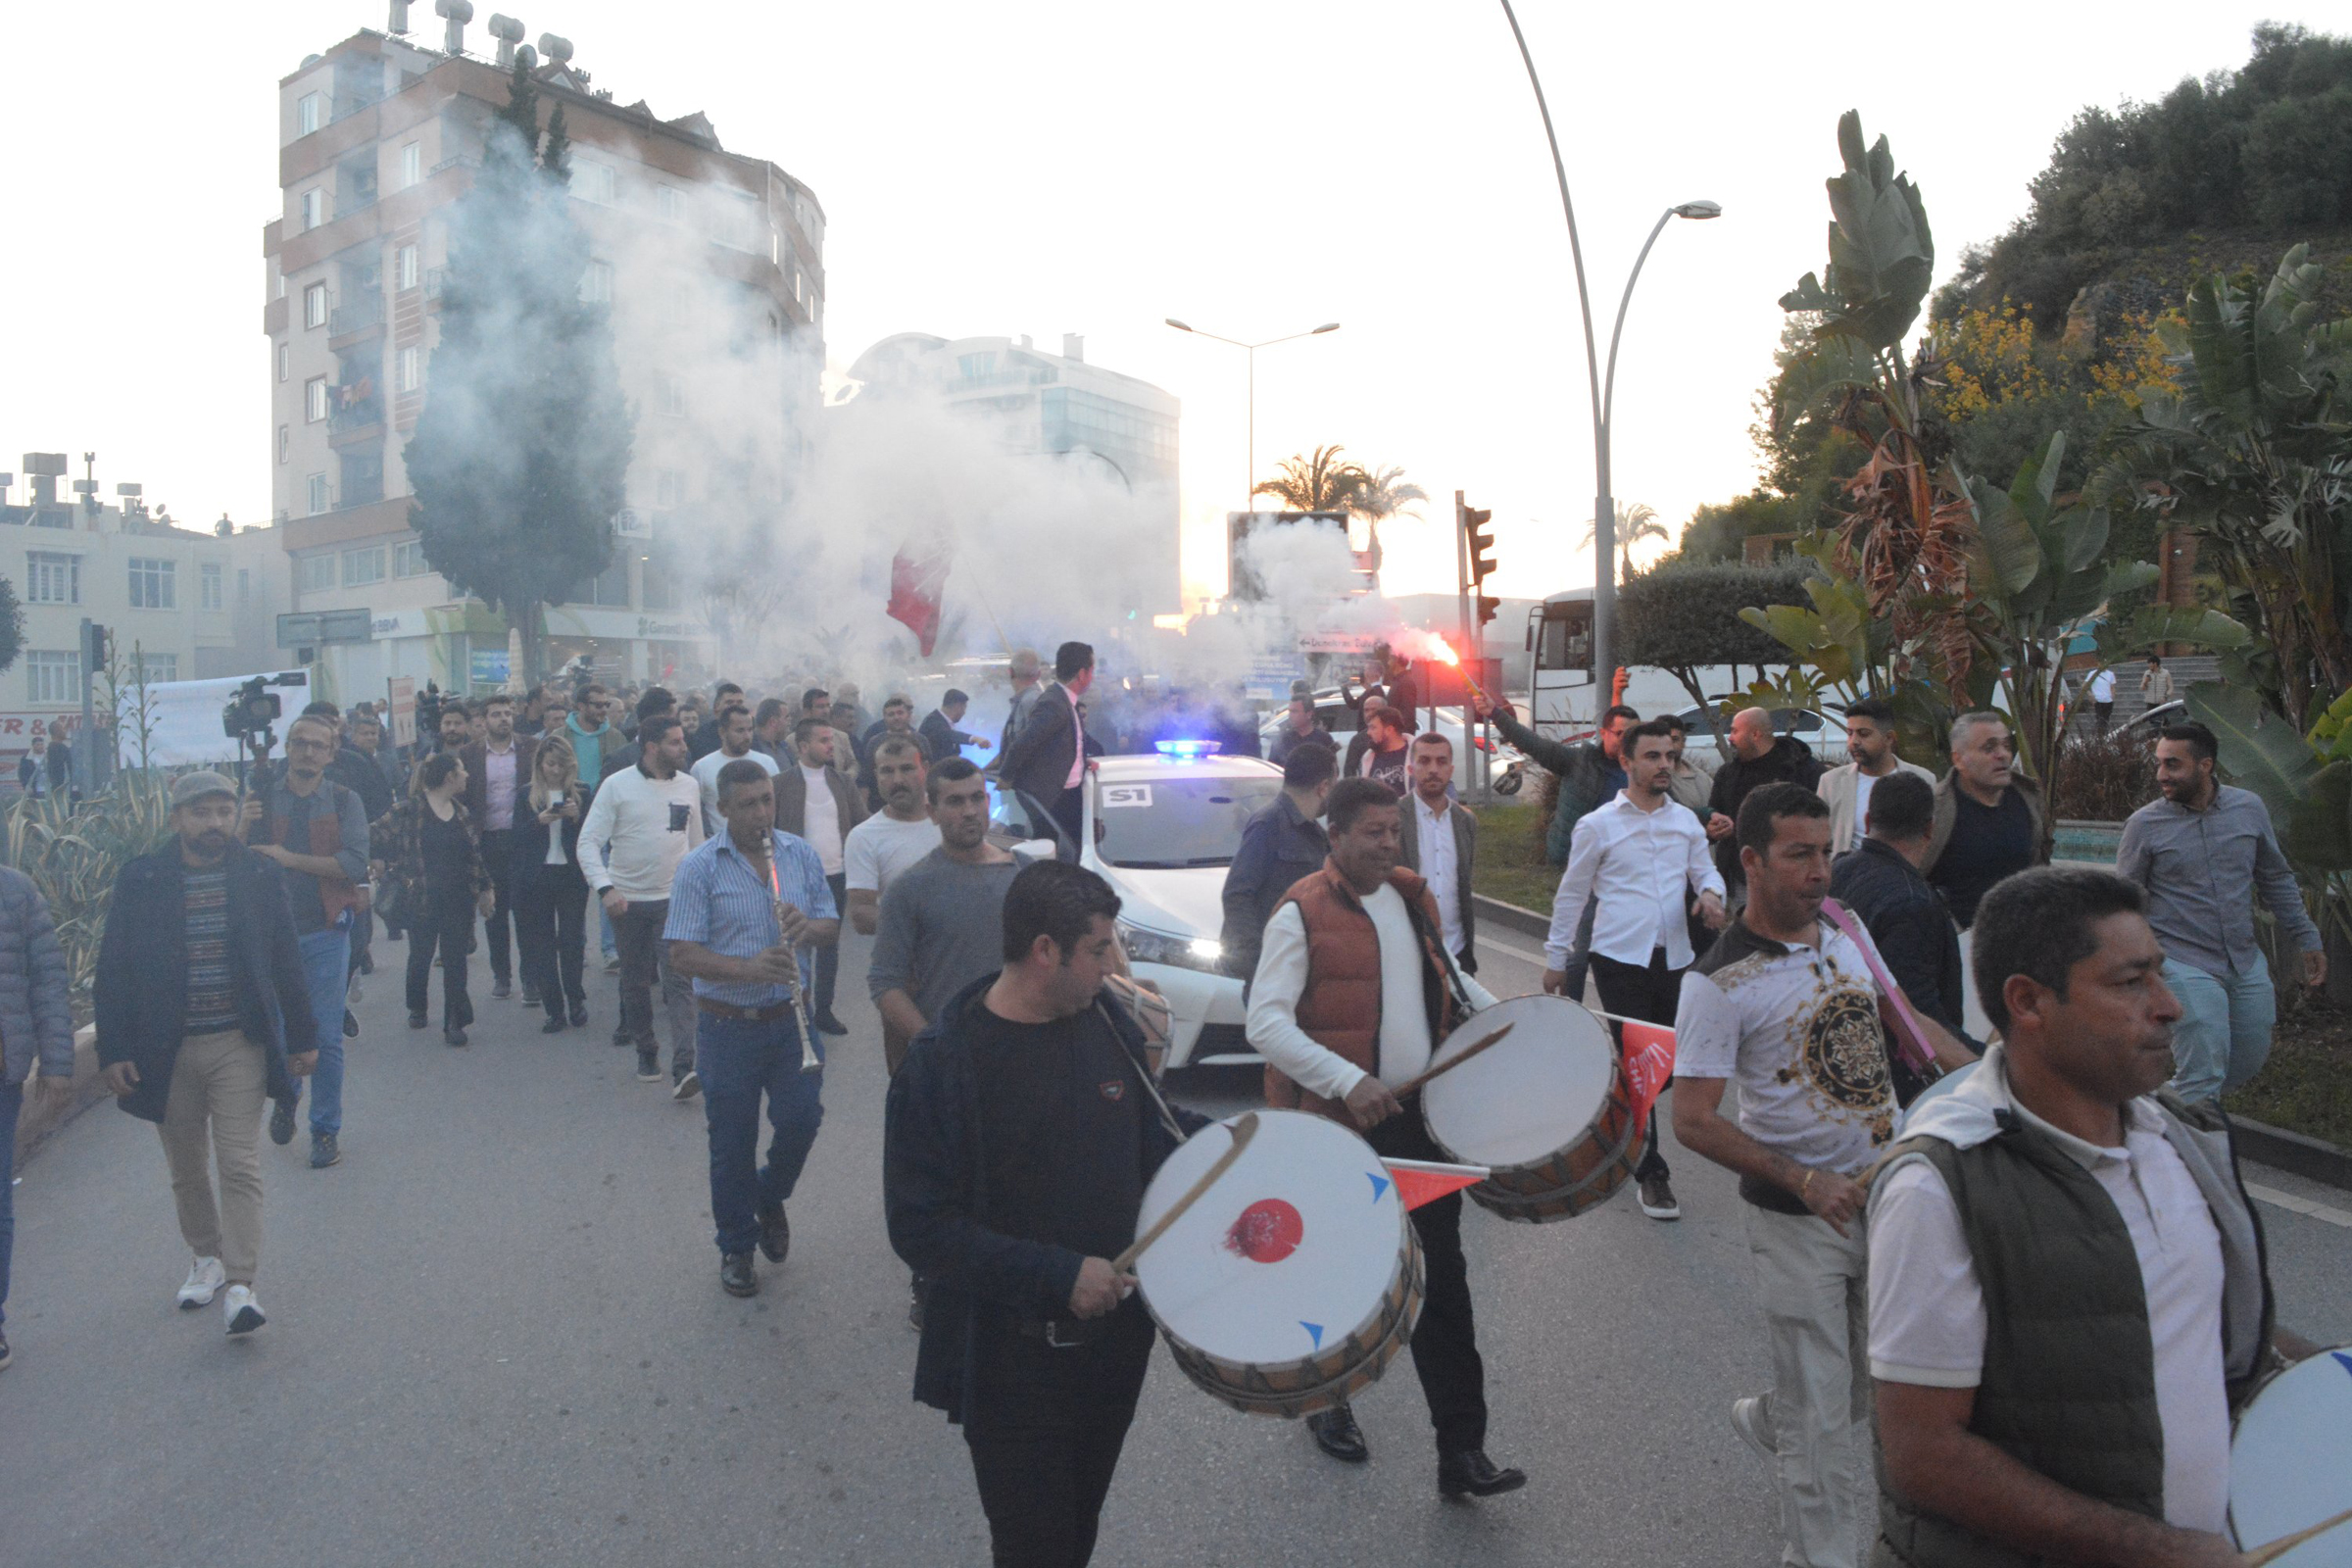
[1164,318,1341,510]
[1496,0,1717,691]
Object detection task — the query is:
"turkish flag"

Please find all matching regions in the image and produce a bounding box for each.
[1382,1157,1490,1211]
[886,545,950,657]
[1620,1020,1677,1142]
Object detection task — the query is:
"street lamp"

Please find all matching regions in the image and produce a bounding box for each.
[1496,0,1719,694]
[1164,318,1341,509]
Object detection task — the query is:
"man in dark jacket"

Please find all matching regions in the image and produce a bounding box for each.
[1827,771,1978,1105]
[1220,743,1335,986]
[1266,695,1339,770]
[1706,707,1826,896]
[96,771,318,1338]
[1473,696,1635,867]
[997,642,1097,844]
[919,690,994,764]
[884,860,1210,1567]
[601,687,677,782]
[0,862,74,1369]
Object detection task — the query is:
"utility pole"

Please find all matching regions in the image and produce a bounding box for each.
[1454,491,1478,791]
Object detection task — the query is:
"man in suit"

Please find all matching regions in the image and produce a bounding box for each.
[460,694,538,1002]
[772,716,869,1036]
[1396,730,1477,974]
[997,641,1096,845]
[919,690,993,764]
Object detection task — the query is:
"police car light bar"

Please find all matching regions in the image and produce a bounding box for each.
[1153,739,1224,759]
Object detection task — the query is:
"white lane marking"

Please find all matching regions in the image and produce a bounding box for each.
[1482,935,1549,967]
[2244,1182,2352,1230]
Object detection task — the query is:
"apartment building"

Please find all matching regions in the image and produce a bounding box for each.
[265,11,823,701]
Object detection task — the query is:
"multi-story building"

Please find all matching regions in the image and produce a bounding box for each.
[265,11,824,703]
[844,332,1182,621]
[0,457,288,769]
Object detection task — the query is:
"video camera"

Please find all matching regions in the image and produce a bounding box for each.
[416,681,446,741]
[221,675,280,752]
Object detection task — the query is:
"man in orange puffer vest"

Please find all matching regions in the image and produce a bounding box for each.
[1245,775,1527,1502]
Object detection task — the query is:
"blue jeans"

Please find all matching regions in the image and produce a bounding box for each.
[297,919,353,1136]
[699,1009,824,1256]
[2165,955,2276,1104]
[0,1078,19,1327]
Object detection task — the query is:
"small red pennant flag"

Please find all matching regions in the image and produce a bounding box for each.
[1618,1019,1677,1142]
[1382,1157,1490,1211]
[886,544,950,658]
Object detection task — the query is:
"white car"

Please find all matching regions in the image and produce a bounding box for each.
[988,747,1286,1069]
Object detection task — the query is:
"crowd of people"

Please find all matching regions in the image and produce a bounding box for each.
[0,641,2333,1568]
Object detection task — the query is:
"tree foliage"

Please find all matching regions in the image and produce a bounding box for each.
[0,575,24,673]
[404,59,633,682]
[1619,560,1814,733]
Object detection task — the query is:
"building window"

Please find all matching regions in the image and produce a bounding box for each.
[307,474,330,516]
[127,558,176,610]
[401,141,421,189]
[397,347,420,393]
[138,654,178,685]
[719,191,760,251]
[659,375,686,416]
[200,563,223,611]
[25,553,79,606]
[655,468,685,507]
[25,652,81,708]
[660,185,686,222]
[298,93,320,135]
[580,261,612,305]
[277,341,289,382]
[397,244,418,290]
[342,547,386,587]
[394,540,430,577]
[298,552,335,592]
[278,423,291,464]
[301,188,324,230]
[304,281,327,328]
[306,376,328,422]
[571,160,615,204]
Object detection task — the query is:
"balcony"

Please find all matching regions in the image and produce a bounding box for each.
[329,294,385,338]
[423,267,448,303]
[328,388,384,440]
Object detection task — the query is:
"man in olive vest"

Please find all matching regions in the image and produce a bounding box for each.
[1244,775,1524,1500]
[1868,866,2318,1568]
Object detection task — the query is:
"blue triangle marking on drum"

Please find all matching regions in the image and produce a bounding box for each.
[1300,1321,1324,1348]
[2332,1349,2352,1380]
[1367,1172,1390,1203]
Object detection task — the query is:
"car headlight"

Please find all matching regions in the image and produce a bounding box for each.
[1118,920,1224,974]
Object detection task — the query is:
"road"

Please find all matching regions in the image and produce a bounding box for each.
[4,925,2347,1567]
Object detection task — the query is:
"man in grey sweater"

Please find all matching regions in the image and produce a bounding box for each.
[868,758,1019,1077]
[2115,721,2323,1103]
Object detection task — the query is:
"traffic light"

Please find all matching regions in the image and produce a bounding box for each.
[1477,593,1500,628]
[1464,506,1496,585]
[81,620,112,674]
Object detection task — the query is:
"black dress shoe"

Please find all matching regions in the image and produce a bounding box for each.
[408,1011,428,1030]
[444,1025,468,1047]
[719,1251,759,1298]
[1306,1403,1369,1464]
[1438,1449,1527,1499]
[569,1003,588,1027]
[541,1015,566,1034]
[813,1013,849,1037]
[757,1202,791,1264]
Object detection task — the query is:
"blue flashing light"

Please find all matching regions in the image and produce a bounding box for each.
[1153,739,1224,760]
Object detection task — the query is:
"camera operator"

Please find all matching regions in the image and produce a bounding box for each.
[240,711,370,1170]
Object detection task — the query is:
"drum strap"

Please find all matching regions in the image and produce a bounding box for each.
[1096,1000,1188,1145]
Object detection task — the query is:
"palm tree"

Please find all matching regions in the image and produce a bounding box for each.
[1580,501,1669,577]
[1346,464,1427,581]
[1252,446,1366,514]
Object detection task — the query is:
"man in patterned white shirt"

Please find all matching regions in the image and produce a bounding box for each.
[1671,783,1971,1568]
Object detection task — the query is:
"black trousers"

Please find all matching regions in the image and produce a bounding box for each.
[406,889,475,1028]
[1589,948,1682,1183]
[1361,1106,1488,1453]
[811,871,846,1020]
[965,1306,1154,1568]
[1048,786,1084,858]
[514,860,590,1020]
[478,828,517,984]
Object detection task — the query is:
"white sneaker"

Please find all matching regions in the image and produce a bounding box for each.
[176,1255,225,1310]
[223,1285,267,1336]
[348,973,365,1004]
[1731,1395,1777,1463]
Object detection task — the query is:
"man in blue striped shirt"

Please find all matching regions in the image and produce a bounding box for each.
[665,759,840,1298]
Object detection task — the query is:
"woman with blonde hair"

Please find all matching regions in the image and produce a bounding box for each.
[511,736,592,1033]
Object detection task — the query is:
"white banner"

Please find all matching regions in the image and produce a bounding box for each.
[122,670,315,769]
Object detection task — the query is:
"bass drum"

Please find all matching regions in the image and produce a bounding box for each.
[1420,993,1639,1223]
[1133,1109,1421,1419]
[2230,1345,2352,1563]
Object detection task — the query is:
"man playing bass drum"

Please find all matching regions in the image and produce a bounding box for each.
[1244,774,1528,1500]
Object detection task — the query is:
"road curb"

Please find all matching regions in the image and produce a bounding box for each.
[1474,892,1548,943]
[2231,1114,2352,1193]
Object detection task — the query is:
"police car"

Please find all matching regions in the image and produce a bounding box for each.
[989,742,1285,1069]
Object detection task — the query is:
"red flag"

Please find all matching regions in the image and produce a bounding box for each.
[886,544,950,657]
[1620,1019,1677,1142]
[1382,1157,1489,1211]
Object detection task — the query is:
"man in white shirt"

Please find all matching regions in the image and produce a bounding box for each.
[691,703,778,836]
[1397,731,1477,972]
[578,713,707,1091]
[1246,777,1524,1500]
[1672,783,1973,1568]
[1868,866,2313,1568]
[2089,665,2118,729]
[844,736,938,937]
[1816,697,1933,853]
[772,715,866,1037]
[1546,719,1727,1221]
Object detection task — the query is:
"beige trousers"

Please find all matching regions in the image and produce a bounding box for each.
[156,1029,269,1286]
[1745,1202,1875,1568]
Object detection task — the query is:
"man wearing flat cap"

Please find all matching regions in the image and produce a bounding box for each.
[94,772,318,1338]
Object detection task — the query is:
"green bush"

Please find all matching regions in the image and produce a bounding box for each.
[0,776,175,1016]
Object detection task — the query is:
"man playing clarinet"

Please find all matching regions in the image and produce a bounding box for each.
[1245,775,1526,1499]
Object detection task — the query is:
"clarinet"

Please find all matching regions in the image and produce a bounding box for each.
[767,850,822,1075]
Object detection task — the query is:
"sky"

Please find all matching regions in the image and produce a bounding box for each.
[0,1,2326,612]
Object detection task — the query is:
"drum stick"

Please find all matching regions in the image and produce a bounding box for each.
[1111,1111,1259,1273]
[1395,1023,1516,1099]
[2248,1504,2352,1566]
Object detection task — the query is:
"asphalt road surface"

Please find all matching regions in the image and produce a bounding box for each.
[5,924,2347,1567]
